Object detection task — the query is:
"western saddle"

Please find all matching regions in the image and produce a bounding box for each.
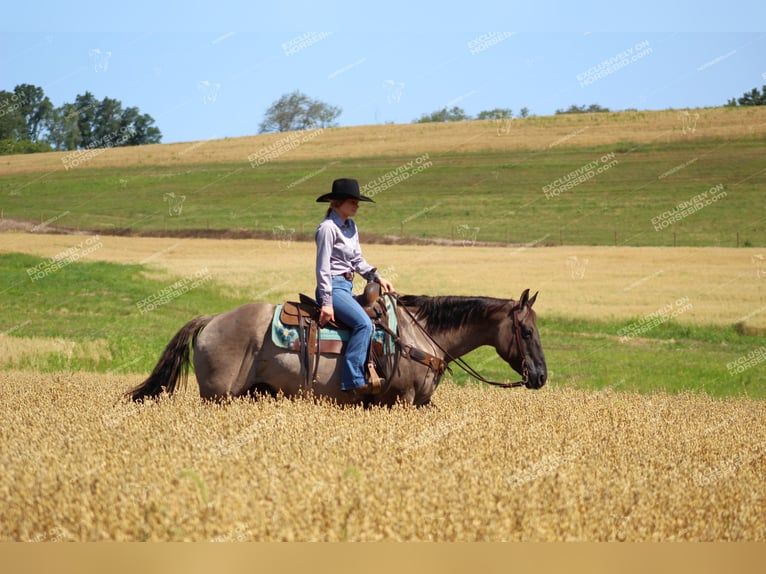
[278,282,389,392]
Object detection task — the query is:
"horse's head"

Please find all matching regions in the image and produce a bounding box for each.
[499,289,547,389]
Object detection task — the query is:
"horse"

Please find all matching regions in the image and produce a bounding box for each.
[126,288,547,407]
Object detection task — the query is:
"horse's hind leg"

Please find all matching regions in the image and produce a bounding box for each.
[191,303,272,400]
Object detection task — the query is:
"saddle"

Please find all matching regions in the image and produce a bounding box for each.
[277,282,392,391]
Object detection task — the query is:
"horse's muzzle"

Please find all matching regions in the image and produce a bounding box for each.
[525,369,547,389]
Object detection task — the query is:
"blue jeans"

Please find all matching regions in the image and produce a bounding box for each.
[319,276,373,391]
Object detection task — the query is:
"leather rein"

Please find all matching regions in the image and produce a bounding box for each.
[388,293,528,389]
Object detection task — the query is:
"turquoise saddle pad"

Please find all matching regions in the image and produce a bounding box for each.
[271,295,397,353]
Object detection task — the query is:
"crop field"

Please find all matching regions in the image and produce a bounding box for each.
[1,371,764,542]
[1,107,765,541]
[1,235,765,540]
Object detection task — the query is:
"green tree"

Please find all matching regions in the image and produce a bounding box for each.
[476,108,513,120]
[57,93,161,150]
[0,85,162,154]
[0,89,26,141]
[413,106,471,123]
[46,103,82,150]
[727,86,766,106]
[73,92,100,148]
[93,96,123,144]
[119,106,162,146]
[556,103,610,114]
[259,90,341,133]
[13,84,53,141]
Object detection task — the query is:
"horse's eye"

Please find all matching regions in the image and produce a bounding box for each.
[522,328,532,340]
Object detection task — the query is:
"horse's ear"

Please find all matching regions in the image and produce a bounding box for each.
[518,288,530,308]
[527,291,538,308]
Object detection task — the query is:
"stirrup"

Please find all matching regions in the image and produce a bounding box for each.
[366,362,383,394]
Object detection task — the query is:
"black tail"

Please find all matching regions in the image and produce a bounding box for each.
[126,315,213,402]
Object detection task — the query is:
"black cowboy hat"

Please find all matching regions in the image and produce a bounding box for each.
[315,178,375,203]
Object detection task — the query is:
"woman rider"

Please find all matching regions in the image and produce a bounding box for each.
[315,178,394,396]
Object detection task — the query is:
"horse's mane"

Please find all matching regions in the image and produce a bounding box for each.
[396,295,510,333]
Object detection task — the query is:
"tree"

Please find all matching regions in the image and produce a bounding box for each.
[726,86,766,107]
[0,89,26,141]
[45,102,82,150]
[555,103,610,114]
[476,108,513,120]
[259,90,341,133]
[413,106,470,123]
[0,84,162,154]
[13,84,53,141]
[93,96,123,144]
[73,92,99,148]
[50,92,161,150]
[119,106,162,146]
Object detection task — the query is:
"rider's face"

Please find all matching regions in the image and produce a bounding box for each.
[336,198,360,221]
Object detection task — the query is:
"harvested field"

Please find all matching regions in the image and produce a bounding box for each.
[2,232,764,328]
[1,371,764,541]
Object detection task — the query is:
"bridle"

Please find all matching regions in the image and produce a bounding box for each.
[389,293,529,389]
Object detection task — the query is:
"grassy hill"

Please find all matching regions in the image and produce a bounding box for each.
[1,106,765,247]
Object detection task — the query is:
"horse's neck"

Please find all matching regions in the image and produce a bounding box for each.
[398,296,505,360]
[436,321,497,359]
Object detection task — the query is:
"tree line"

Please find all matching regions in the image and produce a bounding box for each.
[725,85,766,107]
[0,84,161,155]
[3,84,763,156]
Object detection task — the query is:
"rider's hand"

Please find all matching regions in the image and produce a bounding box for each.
[319,305,334,326]
[378,278,395,294]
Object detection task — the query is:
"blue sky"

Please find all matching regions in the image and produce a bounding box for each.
[2,1,765,144]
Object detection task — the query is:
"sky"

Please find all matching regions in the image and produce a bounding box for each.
[2,1,765,144]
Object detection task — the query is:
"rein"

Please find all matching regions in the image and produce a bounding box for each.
[388,293,527,389]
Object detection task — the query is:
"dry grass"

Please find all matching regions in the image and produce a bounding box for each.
[1,370,764,541]
[2,107,766,175]
[3,232,765,329]
[0,334,110,368]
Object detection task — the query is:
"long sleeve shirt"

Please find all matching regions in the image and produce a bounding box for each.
[315,210,378,307]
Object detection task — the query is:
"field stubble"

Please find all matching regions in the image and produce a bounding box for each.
[1,371,764,542]
[3,232,764,329]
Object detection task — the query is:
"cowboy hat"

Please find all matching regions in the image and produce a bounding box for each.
[315,178,374,203]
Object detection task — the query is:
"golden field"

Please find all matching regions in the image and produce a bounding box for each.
[2,106,766,175]
[2,232,764,329]
[2,232,765,541]
[1,370,764,542]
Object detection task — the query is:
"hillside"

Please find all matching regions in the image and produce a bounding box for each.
[2,107,765,174]
[1,107,765,248]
